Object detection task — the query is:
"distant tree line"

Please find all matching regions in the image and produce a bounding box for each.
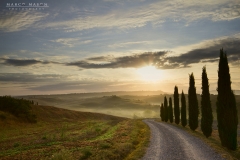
[159,48,238,150]
[0,96,37,123]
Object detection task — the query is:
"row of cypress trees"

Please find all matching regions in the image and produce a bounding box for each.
[160,97,174,123]
[160,88,187,127]
[159,48,238,150]
[188,68,214,139]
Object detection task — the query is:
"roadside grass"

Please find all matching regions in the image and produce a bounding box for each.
[155,118,240,160]
[0,105,150,160]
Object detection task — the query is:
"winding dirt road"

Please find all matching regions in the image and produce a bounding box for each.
[142,119,225,160]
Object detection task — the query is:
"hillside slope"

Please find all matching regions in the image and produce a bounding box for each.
[0,105,150,160]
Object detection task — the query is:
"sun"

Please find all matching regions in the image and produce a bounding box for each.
[136,66,163,82]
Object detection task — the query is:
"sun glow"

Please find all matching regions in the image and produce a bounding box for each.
[137,66,163,82]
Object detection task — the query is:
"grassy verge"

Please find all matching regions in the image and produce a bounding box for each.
[0,105,150,160]
[155,118,240,160]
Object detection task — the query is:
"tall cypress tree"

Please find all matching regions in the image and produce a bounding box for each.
[181,91,187,127]
[160,103,164,121]
[174,86,180,124]
[201,66,213,138]
[188,73,199,131]
[164,96,168,122]
[217,48,238,150]
[168,97,173,123]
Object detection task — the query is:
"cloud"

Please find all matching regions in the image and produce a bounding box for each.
[0,57,60,66]
[50,38,92,47]
[67,51,169,69]
[0,72,138,93]
[108,41,152,48]
[86,55,114,62]
[167,34,240,67]
[1,34,239,69]
[67,34,240,69]
[0,1,239,33]
[0,73,66,83]
[0,10,48,32]
[212,4,240,21]
[28,80,110,91]
[38,0,240,32]
[50,38,79,47]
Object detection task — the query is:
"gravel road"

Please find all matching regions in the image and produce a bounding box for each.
[142,119,225,160]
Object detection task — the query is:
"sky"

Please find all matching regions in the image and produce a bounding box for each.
[0,0,240,96]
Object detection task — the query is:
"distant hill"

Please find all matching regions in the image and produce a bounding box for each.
[18,92,240,121]
[233,90,240,95]
[0,103,125,126]
[32,104,126,122]
[19,90,166,98]
[210,90,240,95]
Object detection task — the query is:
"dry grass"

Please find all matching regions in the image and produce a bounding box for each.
[0,105,150,160]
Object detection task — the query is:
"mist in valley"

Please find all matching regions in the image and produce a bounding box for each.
[19,91,240,121]
[19,91,165,119]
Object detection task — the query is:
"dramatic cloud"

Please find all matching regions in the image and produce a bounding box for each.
[67,51,169,69]
[0,0,239,96]
[167,35,240,67]
[67,34,240,69]
[0,58,60,66]
[1,33,239,69]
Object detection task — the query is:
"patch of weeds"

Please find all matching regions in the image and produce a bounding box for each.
[92,124,118,141]
[13,142,20,148]
[0,114,6,120]
[50,149,73,160]
[80,148,92,160]
[125,120,151,160]
[100,142,111,149]
[132,139,139,145]
[42,133,47,140]
[97,150,116,159]
[116,142,134,157]
[95,127,101,135]
[121,132,127,136]
[60,125,67,139]
[51,134,56,141]
[0,133,6,141]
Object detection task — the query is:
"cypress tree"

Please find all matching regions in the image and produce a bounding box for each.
[188,73,199,131]
[168,97,173,123]
[174,86,180,124]
[160,103,164,121]
[201,66,213,138]
[164,96,168,122]
[181,91,187,127]
[216,48,238,150]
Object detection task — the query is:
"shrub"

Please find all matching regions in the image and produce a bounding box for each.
[0,96,36,123]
